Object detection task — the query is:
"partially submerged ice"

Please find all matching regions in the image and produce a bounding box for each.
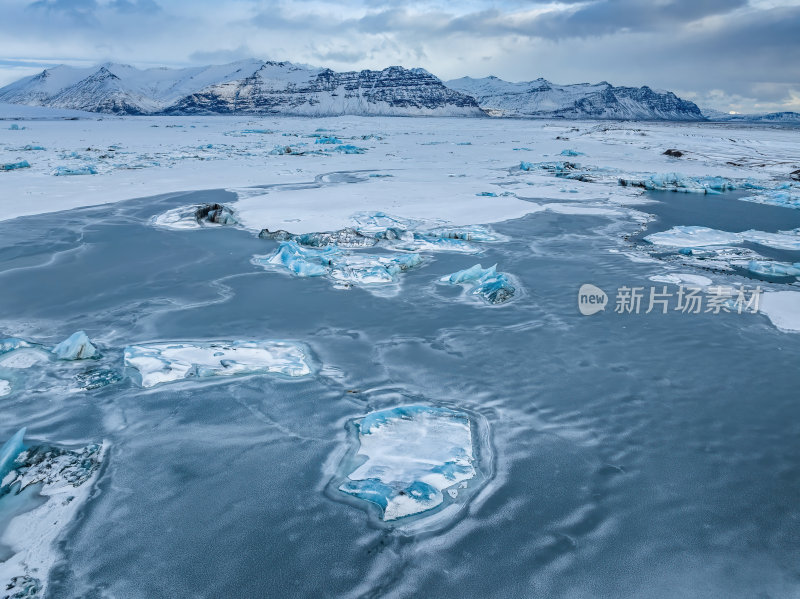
[253,241,422,289]
[339,406,478,522]
[51,331,98,360]
[441,264,517,304]
[153,202,238,230]
[123,340,313,387]
[0,160,31,171]
[740,185,800,210]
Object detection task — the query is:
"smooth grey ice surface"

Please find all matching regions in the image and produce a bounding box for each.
[1,183,800,598]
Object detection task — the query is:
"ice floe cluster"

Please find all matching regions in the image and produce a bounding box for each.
[336,405,483,522]
[645,226,800,251]
[0,428,105,599]
[253,212,514,296]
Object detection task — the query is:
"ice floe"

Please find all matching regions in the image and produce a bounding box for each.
[123,340,313,387]
[759,291,800,333]
[338,405,478,521]
[0,379,10,397]
[619,173,737,194]
[648,273,713,287]
[441,263,517,304]
[0,430,105,599]
[51,331,99,360]
[645,226,800,251]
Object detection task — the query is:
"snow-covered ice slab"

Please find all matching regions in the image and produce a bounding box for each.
[441,263,517,304]
[648,273,713,287]
[759,291,800,333]
[338,405,480,522]
[51,331,98,360]
[123,340,313,388]
[252,241,422,291]
[0,429,105,599]
[645,226,800,251]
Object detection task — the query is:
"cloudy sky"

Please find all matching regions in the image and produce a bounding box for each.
[1,0,798,113]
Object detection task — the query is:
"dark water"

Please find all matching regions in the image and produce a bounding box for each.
[1,186,800,598]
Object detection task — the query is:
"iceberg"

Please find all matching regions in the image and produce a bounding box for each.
[253,241,422,289]
[153,203,238,230]
[441,263,517,304]
[0,160,31,171]
[123,340,313,388]
[560,149,584,156]
[339,406,477,521]
[314,136,343,144]
[747,261,800,278]
[0,427,26,482]
[0,338,31,355]
[51,331,99,360]
[328,144,366,154]
[195,203,238,225]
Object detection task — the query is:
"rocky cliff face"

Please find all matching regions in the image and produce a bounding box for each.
[0,61,484,117]
[446,76,704,121]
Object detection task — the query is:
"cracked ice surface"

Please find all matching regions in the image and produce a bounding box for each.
[339,406,477,521]
[123,340,313,387]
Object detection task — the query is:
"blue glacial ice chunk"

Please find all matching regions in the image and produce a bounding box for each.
[123,340,313,388]
[560,149,584,156]
[441,263,517,304]
[620,173,736,194]
[51,331,98,360]
[0,338,31,355]
[52,165,98,176]
[740,186,800,210]
[0,427,26,482]
[256,241,333,277]
[314,136,343,144]
[520,161,534,171]
[22,145,46,151]
[747,261,800,277]
[8,124,24,130]
[339,405,477,521]
[329,144,366,154]
[1,160,31,171]
[253,241,422,288]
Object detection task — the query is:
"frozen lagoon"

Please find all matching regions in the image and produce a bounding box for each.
[1,114,800,597]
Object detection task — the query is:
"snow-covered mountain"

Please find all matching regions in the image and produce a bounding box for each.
[445,76,704,121]
[701,108,800,123]
[0,61,484,117]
